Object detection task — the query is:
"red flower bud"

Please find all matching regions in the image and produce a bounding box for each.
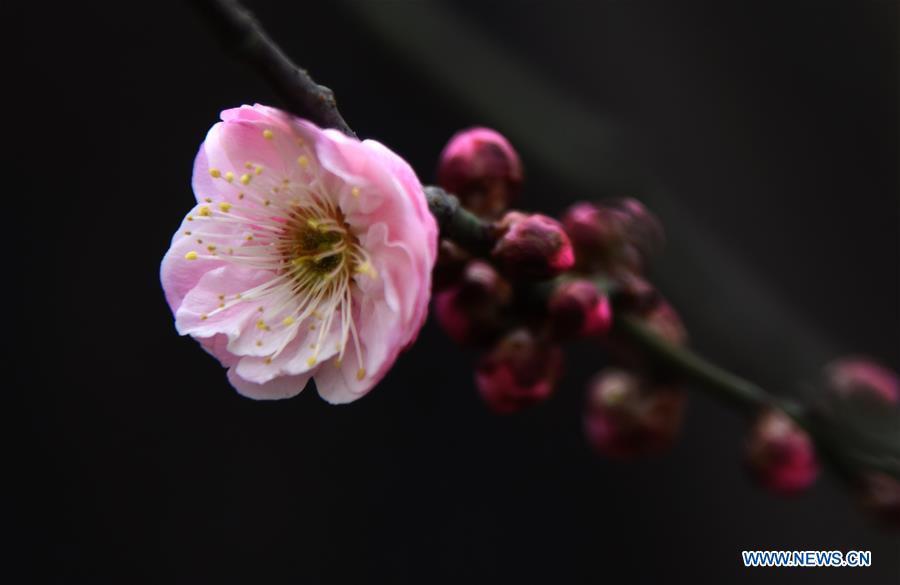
[547,279,613,339]
[437,127,523,218]
[475,329,563,414]
[745,409,819,495]
[492,212,575,280]
[614,272,661,313]
[561,199,663,274]
[824,357,899,406]
[584,369,686,458]
[857,472,900,527]
[434,260,511,346]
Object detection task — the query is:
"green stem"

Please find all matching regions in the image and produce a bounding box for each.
[424,186,495,256]
[616,314,776,413]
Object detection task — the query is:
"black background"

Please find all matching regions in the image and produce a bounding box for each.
[7,1,900,583]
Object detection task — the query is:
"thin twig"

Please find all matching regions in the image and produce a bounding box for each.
[189,0,356,137]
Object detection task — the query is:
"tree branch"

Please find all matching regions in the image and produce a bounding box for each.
[190,0,355,137]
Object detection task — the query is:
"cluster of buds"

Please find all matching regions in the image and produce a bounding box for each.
[432,127,899,526]
[433,127,684,449]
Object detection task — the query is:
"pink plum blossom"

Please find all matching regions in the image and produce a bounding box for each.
[161,105,438,403]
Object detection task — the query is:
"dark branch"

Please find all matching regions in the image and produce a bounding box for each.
[189,0,356,137]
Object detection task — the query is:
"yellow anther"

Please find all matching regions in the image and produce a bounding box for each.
[218,302,225,308]
[224,171,234,183]
[200,313,208,321]
[355,262,378,278]
[198,206,211,217]
[204,197,212,203]
[219,202,232,212]
[356,368,366,381]
[254,165,263,175]
[297,155,309,168]
[240,173,251,185]
[245,162,254,169]
[282,316,295,326]
[207,245,216,252]
[245,235,254,241]
[264,357,272,364]
[184,251,198,260]
[255,340,263,347]
[351,186,360,198]
[209,168,221,178]
[235,293,242,299]
[306,218,320,229]
[186,215,194,222]
[256,319,267,330]
[262,129,274,139]
[306,357,317,367]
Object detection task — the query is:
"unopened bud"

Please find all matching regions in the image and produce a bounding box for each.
[745,409,819,495]
[434,260,510,346]
[561,199,663,274]
[857,472,900,527]
[437,127,523,218]
[492,212,575,280]
[583,369,686,458]
[824,357,899,406]
[475,328,563,414]
[614,272,661,313]
[547,279,613,339]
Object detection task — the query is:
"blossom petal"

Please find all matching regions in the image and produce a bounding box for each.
[160,202,244,312]
[227,367,311,400]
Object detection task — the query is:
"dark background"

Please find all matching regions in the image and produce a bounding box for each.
[7,1,899,583]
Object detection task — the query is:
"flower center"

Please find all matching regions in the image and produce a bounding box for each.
[282,208,355,280]
[185,172,375,381]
